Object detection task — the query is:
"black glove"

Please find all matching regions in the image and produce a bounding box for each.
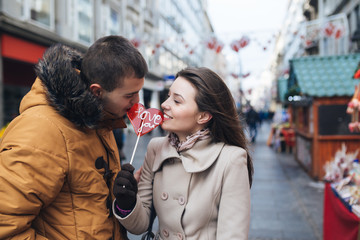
[113,163,138,211]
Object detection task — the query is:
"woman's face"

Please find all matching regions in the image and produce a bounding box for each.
[161,76,204,142]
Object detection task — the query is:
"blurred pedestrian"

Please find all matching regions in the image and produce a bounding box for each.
[0,35,147,239]
[113,67,253,239]
[245,105,260,143]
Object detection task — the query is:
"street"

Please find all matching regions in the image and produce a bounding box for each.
[122,120,324,240]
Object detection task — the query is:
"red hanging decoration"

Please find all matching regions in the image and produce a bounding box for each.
[130,38,141,48]
[231,73,239,79]
[215,42,224,53]
[206,37,217,50]
[242,72,250,78]
[305,40,313,47]
[335,28,343,39]
[230,40,240,52]
[205,37,224,53]
[324,22,335,37]
[239,36,250,48]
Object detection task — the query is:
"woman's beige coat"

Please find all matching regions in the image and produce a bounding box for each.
[116,136,250,239]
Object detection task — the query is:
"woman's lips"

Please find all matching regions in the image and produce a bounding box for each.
[163,113,173,120]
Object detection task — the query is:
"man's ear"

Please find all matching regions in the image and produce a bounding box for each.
[197,111,213,125]
[90,83,103,97]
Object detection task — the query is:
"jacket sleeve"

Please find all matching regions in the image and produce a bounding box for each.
[0,115,68,239]
[217,147,250,239]
[114,138,158,235]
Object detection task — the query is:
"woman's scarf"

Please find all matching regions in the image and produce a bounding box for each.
[168,128,211,152]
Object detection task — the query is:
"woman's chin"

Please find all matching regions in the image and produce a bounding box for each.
[161,122,171,131]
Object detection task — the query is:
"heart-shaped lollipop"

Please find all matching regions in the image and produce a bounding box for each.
[126,103,164,164]
[127,103,164,136]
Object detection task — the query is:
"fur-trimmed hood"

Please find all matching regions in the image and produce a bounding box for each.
[22,44,103,129]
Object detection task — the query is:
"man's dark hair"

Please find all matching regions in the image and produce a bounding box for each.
[81,35,148,91]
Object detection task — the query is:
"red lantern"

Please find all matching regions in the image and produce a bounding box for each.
[206,37,217,50]
[215,42,224,53]
[242,72,250,78]
[305,40,313,47]
[335,28,343,39]
[230,40,240,52]
[239,36,250,48]
[324,22,335,37]
[231,73,238,79]
[130,38,141,48]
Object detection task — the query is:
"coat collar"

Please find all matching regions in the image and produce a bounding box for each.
[152,138,225,173]
[20,77,126,130]
[34,44,103,129]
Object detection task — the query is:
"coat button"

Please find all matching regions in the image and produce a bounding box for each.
[177,233,183,240]
[178,196,185,205]
[162,229,169,237]
[161,192,168,200]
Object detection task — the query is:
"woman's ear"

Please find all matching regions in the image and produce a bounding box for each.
[197,111,213,125]
[90,83,103,97]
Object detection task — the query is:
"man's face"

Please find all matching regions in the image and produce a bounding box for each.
[100,76,144,118]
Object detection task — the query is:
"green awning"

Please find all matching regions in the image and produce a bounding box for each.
[290,54,360,97]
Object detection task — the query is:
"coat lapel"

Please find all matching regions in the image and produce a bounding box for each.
[152,137,225,173]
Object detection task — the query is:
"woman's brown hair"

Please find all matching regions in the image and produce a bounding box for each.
[176,67,254,187]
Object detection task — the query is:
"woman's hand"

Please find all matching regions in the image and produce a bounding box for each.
[134,166,143,183]
[113,163,138,210]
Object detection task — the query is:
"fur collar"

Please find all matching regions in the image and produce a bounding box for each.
[35,44,102,129]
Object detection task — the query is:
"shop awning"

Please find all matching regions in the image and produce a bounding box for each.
[289,54,360,97]
[277,77,287,102]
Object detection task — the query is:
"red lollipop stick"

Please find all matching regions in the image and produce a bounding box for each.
[127,103,164,164]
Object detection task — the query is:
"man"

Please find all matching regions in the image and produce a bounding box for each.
[0,35,147,239]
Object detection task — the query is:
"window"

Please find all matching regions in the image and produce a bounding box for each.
[18,0,54,30]
[109,7,120,35]
[74,0,94,44]
[318,104,355,135]
[30,0,52,27]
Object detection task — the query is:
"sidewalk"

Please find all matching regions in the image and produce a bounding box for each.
[249,121,323,240]
[122,121,324,240]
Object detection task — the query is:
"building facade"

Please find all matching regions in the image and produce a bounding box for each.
[0,0,221,126]
[268,0,360,179]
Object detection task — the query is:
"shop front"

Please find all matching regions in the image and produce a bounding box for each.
[286,53,360,180]
[0,34,48,126]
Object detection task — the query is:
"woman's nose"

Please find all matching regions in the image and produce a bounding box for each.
[161,99,168,110]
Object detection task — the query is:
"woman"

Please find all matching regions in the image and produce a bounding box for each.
[113,67,253,239]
